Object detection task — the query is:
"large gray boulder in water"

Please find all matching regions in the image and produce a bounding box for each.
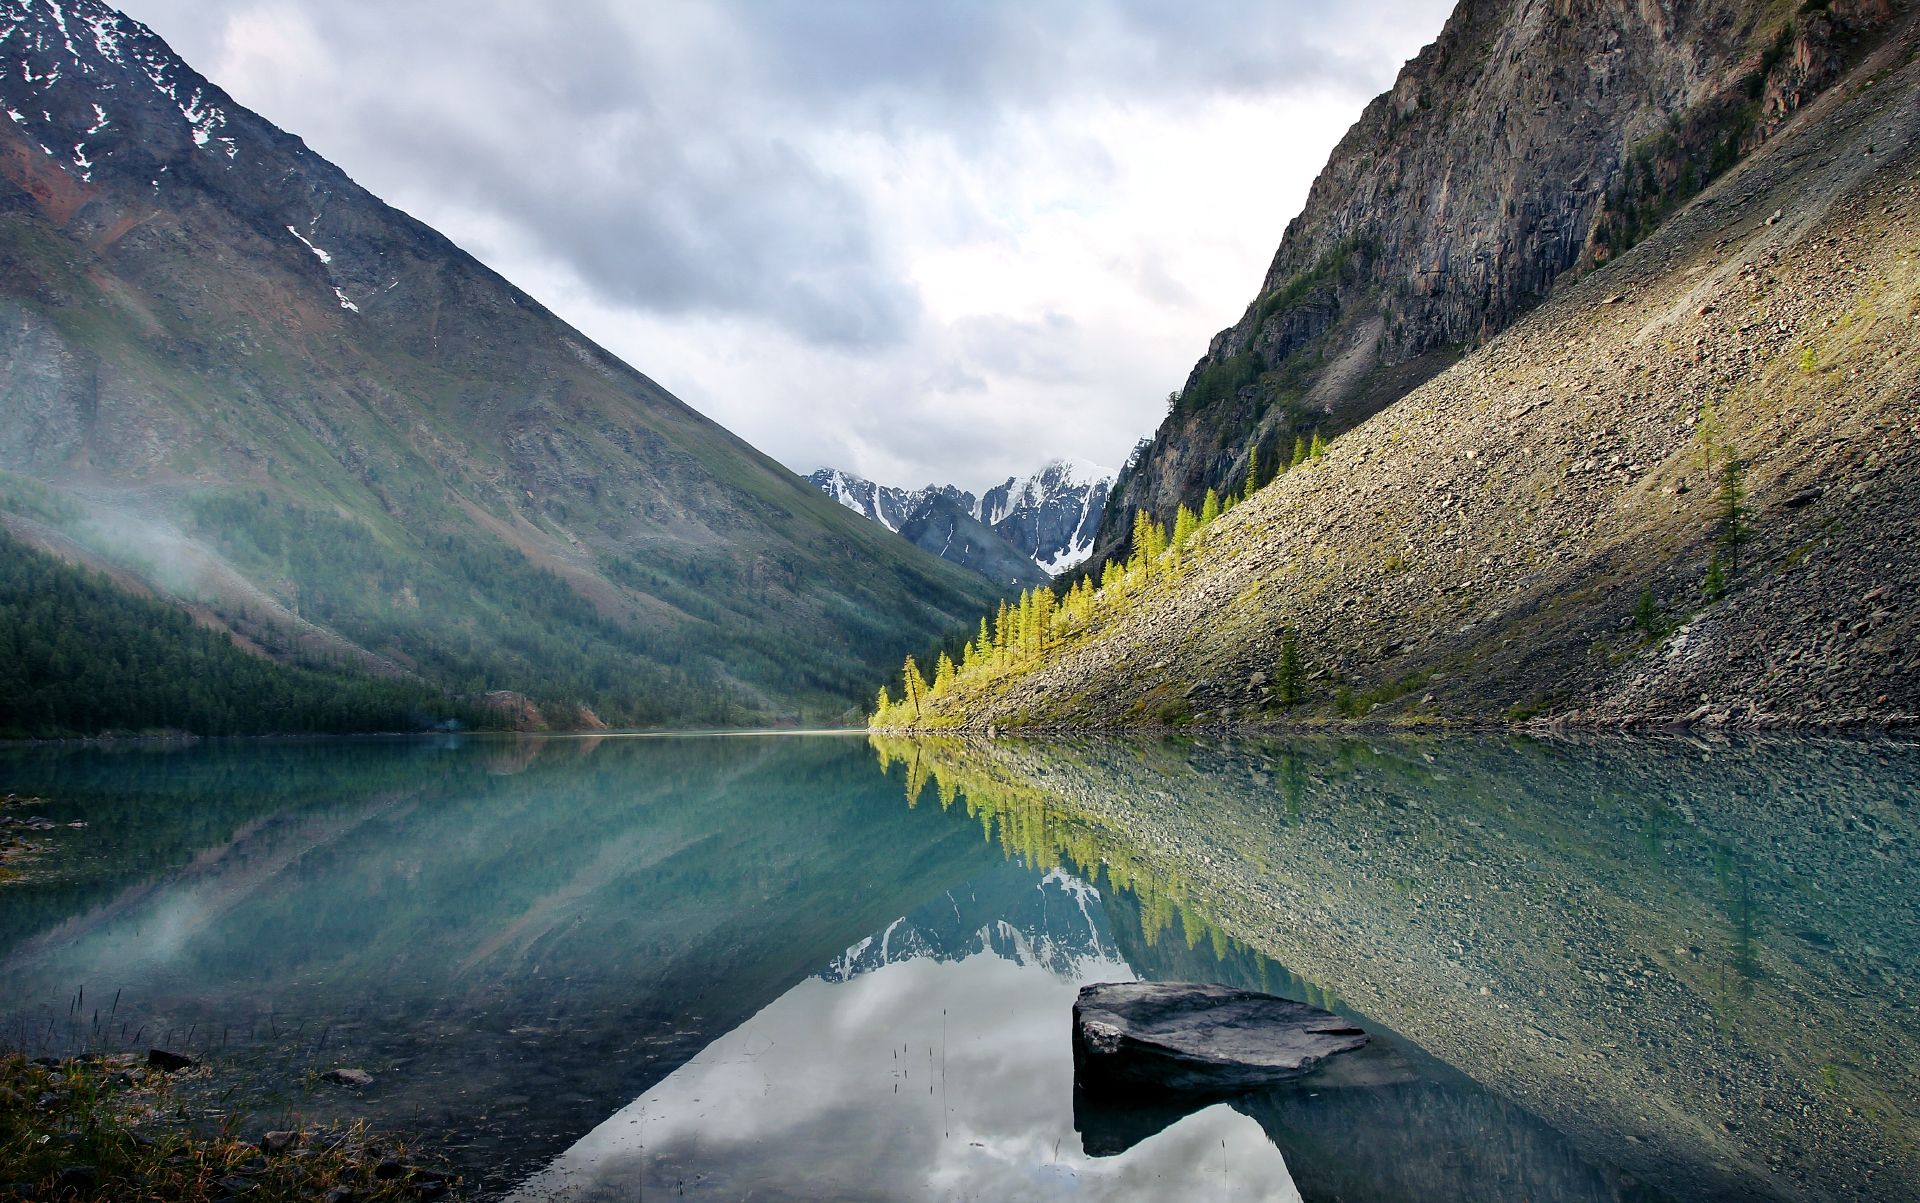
[1073,982,1367,1092]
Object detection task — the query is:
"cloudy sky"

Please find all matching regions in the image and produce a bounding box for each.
[119,0,1452,493]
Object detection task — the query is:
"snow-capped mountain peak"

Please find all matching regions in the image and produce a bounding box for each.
[975,459,1114,574]
[809,459,1113,579]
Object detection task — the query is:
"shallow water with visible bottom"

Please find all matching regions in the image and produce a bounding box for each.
[0,731,1913,1201]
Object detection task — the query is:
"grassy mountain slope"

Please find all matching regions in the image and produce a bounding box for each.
[1090,0,1896,571]
[0,1,1007,729]
[891,12,1920,732]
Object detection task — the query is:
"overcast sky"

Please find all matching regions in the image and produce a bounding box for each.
[118,0,1452,493]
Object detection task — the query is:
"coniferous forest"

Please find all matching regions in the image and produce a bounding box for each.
[0,529,490,740]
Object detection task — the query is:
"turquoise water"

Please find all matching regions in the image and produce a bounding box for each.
[0,732,1913,1201]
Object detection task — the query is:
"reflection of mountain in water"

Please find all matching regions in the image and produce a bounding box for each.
[821,861,1125,982]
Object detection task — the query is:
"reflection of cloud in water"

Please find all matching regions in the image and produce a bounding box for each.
[511,866,1300,1201]
[510,954,1298,1202]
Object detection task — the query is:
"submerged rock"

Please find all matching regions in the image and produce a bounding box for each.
[321,1068,374,1088]
[1073,982,1367,1092]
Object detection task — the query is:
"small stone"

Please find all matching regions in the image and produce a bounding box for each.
[261,1131,297,1153]
[324,1190,356,1203]
[374,1159,406,1180]
[147,1049,197,1072]
[321,1068,373,1088]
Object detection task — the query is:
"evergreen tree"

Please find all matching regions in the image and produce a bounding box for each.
[1172,504,1199,551]
[1199,489,1221,526]
[1033,586,1056,652]
[1244,449,1262,498]
[1716,447,1750,578]
[932,651,956,695]
[1632,587,1662,637]
[1130,509,1156,577]
[1309,430,1328,461]
[1703,551,1728,600]
[901,656,928,721]
[873,686,894,726]
[1290,436,1309,468]
[1275,629,1305,706]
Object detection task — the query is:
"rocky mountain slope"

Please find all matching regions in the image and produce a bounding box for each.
[895,4,1919,732]
[0,0,1009,728]
[809,458,1111,582]
[1093,0,1896,571]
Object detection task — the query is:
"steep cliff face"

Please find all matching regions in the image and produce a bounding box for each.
[1093,0,1891,569]
[0,1,1009,724]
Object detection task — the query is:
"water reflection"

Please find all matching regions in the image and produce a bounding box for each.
[867,732,1920,1201]
[0,735,1010,1194]
[2,731,1912,1202]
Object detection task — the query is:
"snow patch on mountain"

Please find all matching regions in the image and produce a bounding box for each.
[0,0,233,159]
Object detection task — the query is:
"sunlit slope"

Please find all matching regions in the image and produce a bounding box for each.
[900,20,1920,731]
[0,1,1004,727]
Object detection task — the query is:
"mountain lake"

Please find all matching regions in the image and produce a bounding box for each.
[0,731,1913,1202]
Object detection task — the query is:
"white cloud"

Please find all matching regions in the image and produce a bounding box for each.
[117,0,1452,491]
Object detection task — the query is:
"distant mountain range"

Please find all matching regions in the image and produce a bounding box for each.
[0,0,1011,733]
[808,459,1112,585]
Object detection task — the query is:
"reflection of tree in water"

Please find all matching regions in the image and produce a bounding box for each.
[1711,842,1760,1007]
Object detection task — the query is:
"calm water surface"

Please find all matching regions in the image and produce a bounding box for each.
[0,731,1913,1202]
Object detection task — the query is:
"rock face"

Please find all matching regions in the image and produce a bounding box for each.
[976,459,1112,574]
[1094,0,1888,570]
[1072,981,1367,1092]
